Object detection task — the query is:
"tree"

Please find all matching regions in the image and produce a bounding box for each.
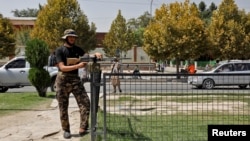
[209,2,217,11]
[11,8,40,17]
[0,14,16,59]
[208,0,250,60]
[198,1,206,12]
[25,38,50,97]
[30,0,96,52]
[127,11,151,29]
[15,26,32,47]
[103,10,134,57]
[127,11,151,47]
[197,1,217,26]
[143,0,208,73]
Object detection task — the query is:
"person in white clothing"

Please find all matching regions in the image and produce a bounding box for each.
[110,58,122,93]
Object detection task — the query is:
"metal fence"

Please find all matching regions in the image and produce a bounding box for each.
[90,73,250,141]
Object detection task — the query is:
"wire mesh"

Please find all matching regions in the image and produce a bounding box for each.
[94,73,250,141]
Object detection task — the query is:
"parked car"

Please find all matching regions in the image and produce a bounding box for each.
[188,60,250,89]
[0,56,58,93]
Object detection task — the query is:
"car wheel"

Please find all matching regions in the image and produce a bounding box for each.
[238,85,247,89]
[202,79,214,89]
[50,78,56,92]
[0,86,9,93]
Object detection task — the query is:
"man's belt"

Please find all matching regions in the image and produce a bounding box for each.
[58,71,78,76]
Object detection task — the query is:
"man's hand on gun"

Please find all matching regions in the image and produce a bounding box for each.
[66,53,103,66]
[94,52,102,60]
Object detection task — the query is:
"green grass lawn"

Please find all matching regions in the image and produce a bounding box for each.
[96,112,250,141]
[95,94,250,141]
[0,92,55,116]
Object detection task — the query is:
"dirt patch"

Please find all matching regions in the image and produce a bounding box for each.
[101,95,249,115]
[0,101,53,130]
[0,97,90,141]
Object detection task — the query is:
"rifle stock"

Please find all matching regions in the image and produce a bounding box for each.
[67,58,80,65]
[66,55,96,65]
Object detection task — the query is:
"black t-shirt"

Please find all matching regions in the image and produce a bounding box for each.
[55,45,85,74]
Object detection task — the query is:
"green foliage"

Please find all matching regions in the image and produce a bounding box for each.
[25,38,50,68]
[209,2,217,11]
[103,10,134,57]
[11,8,39,17]
[127,11,151,29]
[25,38,50,97]
[28,68,51,97]
[208,0,250,60]
[0,14,16,58]
[143,0,208,61]
[197,1,217,26]
[127,11,151,47]
[132,28,145,47]
[30,0,96,52]
[15,26,32,47]
[198,1,206,12]
[0,93,55,116]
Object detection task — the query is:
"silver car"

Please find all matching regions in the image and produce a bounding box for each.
[0,56,58,93]
[188,60,250,89]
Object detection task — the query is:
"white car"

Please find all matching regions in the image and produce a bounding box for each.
[0,56,58,93]
[188,60,250,89]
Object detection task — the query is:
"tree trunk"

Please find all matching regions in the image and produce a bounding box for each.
[176,58,181,79]
[36,86,48,97]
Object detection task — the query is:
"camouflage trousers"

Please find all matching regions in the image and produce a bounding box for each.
[55,72,90,132]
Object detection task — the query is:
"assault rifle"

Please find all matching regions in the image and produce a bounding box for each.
[67,54,131,65]
[67,55,102,65]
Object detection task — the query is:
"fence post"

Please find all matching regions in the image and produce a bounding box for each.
[88,61,102,141]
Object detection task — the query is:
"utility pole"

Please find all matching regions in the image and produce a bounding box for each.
[150,0,153,18]
[149,0,153,72]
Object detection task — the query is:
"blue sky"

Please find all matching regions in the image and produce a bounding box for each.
[0,0,249,32]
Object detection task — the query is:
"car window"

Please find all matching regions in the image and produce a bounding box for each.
[217,64,234,72]
[6,59,26,68]
[235,63,250,71]
[246,64,250,70]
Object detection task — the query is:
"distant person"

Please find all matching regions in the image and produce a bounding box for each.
[221,66,230,72]
[215,60,220,67]
[127,64,130,72]
[160,63,164,72]
[133,65,141,79]
[205,64,211,71]
[181,62,189,74]
[110,57,122,93]
[187,62,196,74]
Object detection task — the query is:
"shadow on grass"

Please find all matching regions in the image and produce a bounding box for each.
[105,117,153,141]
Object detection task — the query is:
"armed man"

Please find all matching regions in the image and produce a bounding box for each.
[55,29,102,139]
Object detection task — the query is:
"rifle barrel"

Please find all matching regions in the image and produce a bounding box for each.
[79,56,132,62]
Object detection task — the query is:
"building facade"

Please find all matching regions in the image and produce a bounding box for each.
[1,17,153,68]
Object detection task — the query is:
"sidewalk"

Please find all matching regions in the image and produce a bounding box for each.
[0,95,91,141]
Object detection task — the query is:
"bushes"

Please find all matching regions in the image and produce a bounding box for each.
[25,38,50,97]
